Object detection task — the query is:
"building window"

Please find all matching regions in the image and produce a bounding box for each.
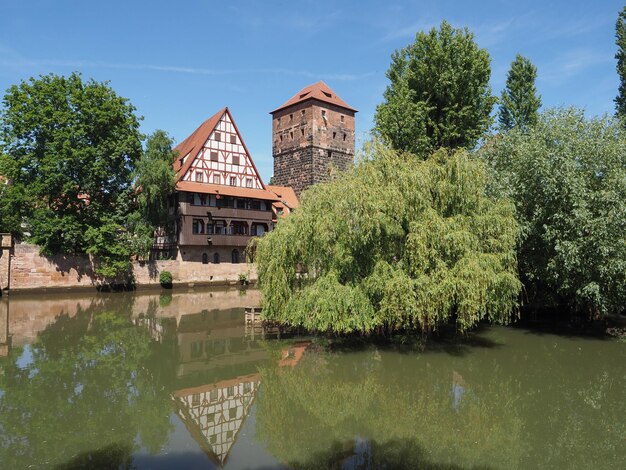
[290,131,293,139]
[232,155,240,166]
[192,393,200,406]
[213,174,220,184]
[190,341,203,358]
[229,407,237,419]
[192,219,205,234]
[333,132,336,139]
[289,113,293,121]
[210,151,218,162]
[301,109,305,116]
[230,134,237,144]
[210,389,218,402]
[207,412,215,423]
[301,129,305,137]
[226,430,233,440]
[246,178,253,188]
[343,133,347,141]
[232,249,240,264]
[341,114,345,123]
[279,134,283,142]
[322,110,327,118]
[229,176,236,186]
[215,131,221,141]
[213,252,220,264]
[195,171,203,182]
[227,386,235,397]
[202,253,208,264]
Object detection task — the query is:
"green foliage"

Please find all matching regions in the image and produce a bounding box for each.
[255,143,521,335]
[159,270,173,286]
[85,220,132,280]
[499,54,541,131]
[374,21,496,155]
[480,108,626,317]
[0,309,173,468]
[615,7,626,119]
[134,130,177,234]
[0,72,142,255]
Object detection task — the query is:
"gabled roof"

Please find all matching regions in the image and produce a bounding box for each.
[270,81,357,114]
[174,107,225,177]
[173,107,268,192]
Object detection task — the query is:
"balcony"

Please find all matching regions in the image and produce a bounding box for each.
[178,202,273,222]
[179,232,253,247]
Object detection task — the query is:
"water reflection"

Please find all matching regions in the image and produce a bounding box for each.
[0,290,624,469]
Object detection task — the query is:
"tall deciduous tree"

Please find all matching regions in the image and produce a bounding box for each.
[498,54,541,131]
[254,143,521,335]
[615,6,626,119]
[374,21,496,155]
[481,108,626,318]
[0,73,143,277]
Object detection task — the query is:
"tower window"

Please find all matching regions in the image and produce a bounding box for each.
[277,117,281,126]
[290,131,293,139]
[341,115,345,123]
[333,132,336,139]
[230,135,237,144]
[301,129,305,137]
[290,114,293,121]
[301,110,305,116]
[322,91,332,98]
[343,133,347,141]
[280,135,283,142]
[215,132,221,141]
[321,110,326,118]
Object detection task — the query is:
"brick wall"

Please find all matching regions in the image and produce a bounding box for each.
[272,100,355,197]
[7,243,256,293]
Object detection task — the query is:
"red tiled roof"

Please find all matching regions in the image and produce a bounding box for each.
[267,185,299,210]
[173,107,226,178]
[270,81,357,114]
[176,181,279,201]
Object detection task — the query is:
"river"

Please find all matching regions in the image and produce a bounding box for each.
[0,288,624,469]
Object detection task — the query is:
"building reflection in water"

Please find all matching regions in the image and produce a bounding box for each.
[0,298,10,357]
[137,300,310,467]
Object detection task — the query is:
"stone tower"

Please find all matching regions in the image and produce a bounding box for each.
[270,81,357,197]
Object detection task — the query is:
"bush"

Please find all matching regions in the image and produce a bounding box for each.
[159,270,173,287]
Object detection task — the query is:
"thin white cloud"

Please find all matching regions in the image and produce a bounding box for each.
[539,48,614,85]
[0,58,373,82]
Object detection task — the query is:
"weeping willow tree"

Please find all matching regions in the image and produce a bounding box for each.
[255,144,521,335]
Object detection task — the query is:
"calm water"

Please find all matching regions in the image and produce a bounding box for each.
[0,289,624,469]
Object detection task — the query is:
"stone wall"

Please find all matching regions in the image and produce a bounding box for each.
[1,234,13,293]
[272,100,355,197]
[7,243,256,293]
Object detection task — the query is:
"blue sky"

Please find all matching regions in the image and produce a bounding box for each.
[0,0,623,180]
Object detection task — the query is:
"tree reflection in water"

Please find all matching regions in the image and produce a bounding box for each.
[0,302,172,469]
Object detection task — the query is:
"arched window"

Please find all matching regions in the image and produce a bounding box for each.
[231,249,240,264]
[202,253,208,264]
[213,252,220,264]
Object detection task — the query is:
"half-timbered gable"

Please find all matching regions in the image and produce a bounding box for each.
[177,108,264,191]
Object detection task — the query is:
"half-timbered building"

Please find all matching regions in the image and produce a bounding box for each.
[172,108,282,263]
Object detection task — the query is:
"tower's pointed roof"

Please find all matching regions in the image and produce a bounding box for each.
[270,81,357,114]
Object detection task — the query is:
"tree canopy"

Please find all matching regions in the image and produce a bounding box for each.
[254,143,521,335]
[480,108,626,317]
[374,21,496,155]
[498,54,541,131]
[0,72,142,256]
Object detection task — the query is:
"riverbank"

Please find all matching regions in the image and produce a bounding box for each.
[1,240,256,295]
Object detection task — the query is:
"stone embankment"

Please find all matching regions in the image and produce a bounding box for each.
[1,237,256,294]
